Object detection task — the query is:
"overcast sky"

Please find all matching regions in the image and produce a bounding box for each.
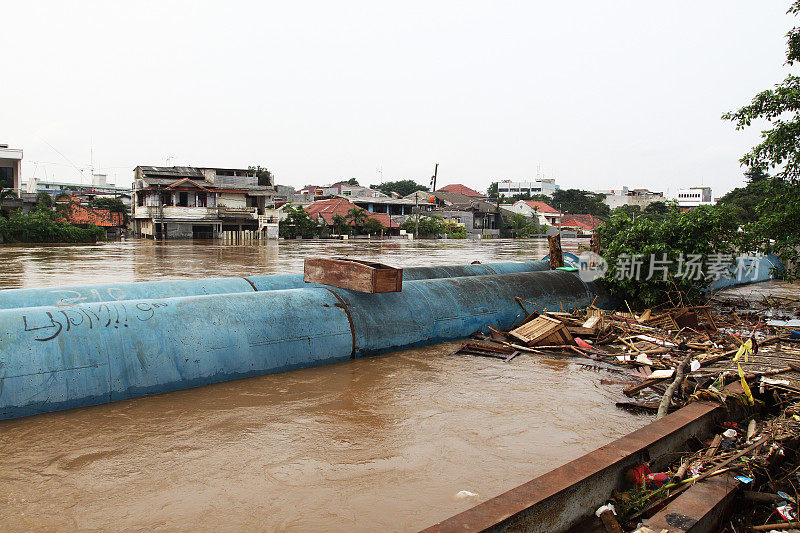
[1,1,794,197]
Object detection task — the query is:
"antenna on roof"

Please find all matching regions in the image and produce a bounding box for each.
[430,163,439,192]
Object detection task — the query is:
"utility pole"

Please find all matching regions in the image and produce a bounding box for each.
[431,163,438,192]
[414,194,419,239]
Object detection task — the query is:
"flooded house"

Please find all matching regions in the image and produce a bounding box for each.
[132,165,278,239]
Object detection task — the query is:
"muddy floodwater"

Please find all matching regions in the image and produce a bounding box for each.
[0,239,650,531]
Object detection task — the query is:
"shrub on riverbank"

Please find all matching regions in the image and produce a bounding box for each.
[0,209,106,243]
[599,204,741,306]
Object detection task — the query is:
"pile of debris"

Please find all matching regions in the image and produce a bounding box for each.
[450,294,800,531]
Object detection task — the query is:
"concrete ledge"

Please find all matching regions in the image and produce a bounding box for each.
[642,473,740,533]
[421,401,725,533]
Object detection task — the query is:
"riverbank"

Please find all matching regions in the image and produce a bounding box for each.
[0,209,105,244]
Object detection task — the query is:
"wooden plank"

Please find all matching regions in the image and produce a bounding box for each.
[623,377,668,397]
[303,257,402,293]
[508,316,564,345]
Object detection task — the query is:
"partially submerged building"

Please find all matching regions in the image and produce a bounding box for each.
[132,166,277,239]
[304,198,400,235]
[416,191,507,238]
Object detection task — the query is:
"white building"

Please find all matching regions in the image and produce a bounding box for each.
[0,144,23,193]
[496,178,557,198]
[676,187,713,208]
[503,200,562,226]
[599,187,664,210]
[132,165,277,239]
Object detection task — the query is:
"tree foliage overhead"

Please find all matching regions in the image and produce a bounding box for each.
[722,1,800,182]
[720,1,800,279]
[370,179,428,197]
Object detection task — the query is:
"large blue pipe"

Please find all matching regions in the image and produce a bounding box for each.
[0,270,595,420]
[0,257,581,310]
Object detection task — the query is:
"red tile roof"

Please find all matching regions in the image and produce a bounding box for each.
[304,198,398,228]
[436,184,484,198]
[560,214,604,231]
[522,200,560,214]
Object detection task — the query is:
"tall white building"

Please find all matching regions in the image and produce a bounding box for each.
[496,178,557,197]
[676,187,713,207]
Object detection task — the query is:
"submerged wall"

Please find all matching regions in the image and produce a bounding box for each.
[0,270,595,420]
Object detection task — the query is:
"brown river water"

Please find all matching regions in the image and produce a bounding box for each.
[0,239,651,531]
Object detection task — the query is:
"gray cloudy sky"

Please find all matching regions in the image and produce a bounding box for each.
[1,1,793,197]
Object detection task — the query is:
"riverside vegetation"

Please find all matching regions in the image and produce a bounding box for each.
[0,191,106,244]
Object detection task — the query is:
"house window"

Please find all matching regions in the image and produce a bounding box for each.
[137,192,144,207]
[197,192,207,207]
[178,192,188,207]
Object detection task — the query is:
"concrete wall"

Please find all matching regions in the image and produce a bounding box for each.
[604,194,664,210]
[218,193,246,209]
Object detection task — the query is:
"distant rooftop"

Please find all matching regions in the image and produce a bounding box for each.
[436,184,484,198]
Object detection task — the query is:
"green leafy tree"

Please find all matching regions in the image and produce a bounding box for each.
[642,201,673,216]
[441,220,467,238]
[600,205,741,306]
[370,179,429,197]
[362,217,384,235]
[721,1,800,278]
[35,192,53,211]
[509,193,552,203]
[279,205,319,238]
[505,213,539,238]
[248,165,275,187]
[552,189,610,219]
[487,182,499,199]
[612,204,641,218]
[716,177,778,225]
[0,207,106,243]
[401,215,445,238]
[0,186,17,215]
[346,207,369,234]
[331,214,348,235]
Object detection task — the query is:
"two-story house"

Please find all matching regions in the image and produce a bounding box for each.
[132,166,276,239]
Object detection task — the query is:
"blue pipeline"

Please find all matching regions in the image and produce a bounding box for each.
[710,253,783,290]
[0,256,579,311]
[0,270,594,420]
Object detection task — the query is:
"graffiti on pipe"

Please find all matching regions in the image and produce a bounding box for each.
[22,302,168,342]
[48,287,129,306]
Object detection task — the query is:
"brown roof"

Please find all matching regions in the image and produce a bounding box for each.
[522,200,560,214]
[560,214,604,231]
[304,198,398,228]
[436,184,484,198]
